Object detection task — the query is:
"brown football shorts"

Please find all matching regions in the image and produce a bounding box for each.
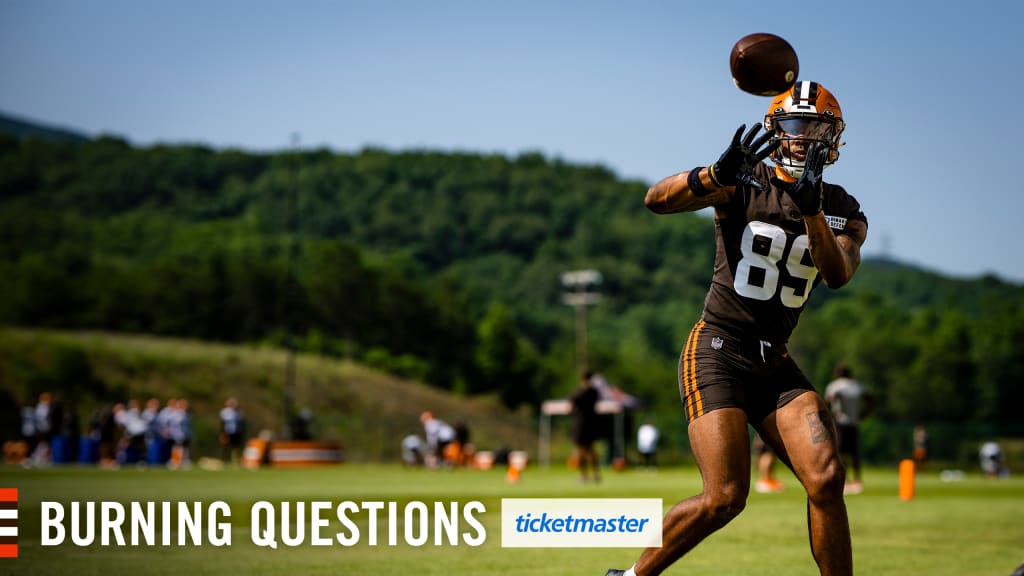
[678,320,814,426]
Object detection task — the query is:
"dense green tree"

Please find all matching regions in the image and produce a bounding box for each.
[2,130,1024,420]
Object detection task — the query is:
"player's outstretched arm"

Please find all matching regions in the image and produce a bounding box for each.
[806,215,866,288]
[646,125,778,215]
[644,167,730,214]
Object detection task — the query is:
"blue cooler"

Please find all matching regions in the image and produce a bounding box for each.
[79,437,100,464]
[50,435,69,464]
[147,438,167,465]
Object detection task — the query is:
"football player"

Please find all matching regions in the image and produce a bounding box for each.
[606,81,867,576]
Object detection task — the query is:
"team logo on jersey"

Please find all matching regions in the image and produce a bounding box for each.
[824,215,847,231]
[711,337,723,350]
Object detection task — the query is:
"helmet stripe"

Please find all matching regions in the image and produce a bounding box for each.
[797,81,818,103]
[791,81,819,113]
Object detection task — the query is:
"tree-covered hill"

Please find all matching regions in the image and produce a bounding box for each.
[2,121,1023,435]
[0,328,538,462]
[0,111,88,143]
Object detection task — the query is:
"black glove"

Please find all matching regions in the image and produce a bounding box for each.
[709,124,780,190]
[772,142,827,215]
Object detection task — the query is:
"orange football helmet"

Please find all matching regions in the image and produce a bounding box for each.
[763,80,845,179]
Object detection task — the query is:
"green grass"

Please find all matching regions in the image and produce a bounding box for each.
[1,463,1022,575]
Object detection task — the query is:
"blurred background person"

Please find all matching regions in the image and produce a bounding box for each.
[449,417,473,467]
[142,398,164,466]
[290,407,314,441]
[120,399,148,465]
[87,403,118,468]
[19,404,36,465]
[913,424,928,470]
[420,411,454,468]
[825,363,874,494]
[30,392,53,466]
[571,371,601,484]
[168,399,192,469]
[754,434,785,493]
[637,420,659,470]
[980,441,1009,479]
[51,393,79,464]
[219,397,246,465]
[401,434,425,467]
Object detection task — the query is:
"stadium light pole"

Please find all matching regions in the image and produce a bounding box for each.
[282,132,301,439]
[560,269,602,373]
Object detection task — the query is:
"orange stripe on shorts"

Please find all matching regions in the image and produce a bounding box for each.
[689,321,705,417]
[681,323,697,420]
[682,321,704,420]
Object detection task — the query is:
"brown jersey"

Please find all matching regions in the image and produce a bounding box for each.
[700,162,867,343]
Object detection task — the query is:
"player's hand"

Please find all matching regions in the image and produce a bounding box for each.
[772,142,827,215]
[709,124,779,190]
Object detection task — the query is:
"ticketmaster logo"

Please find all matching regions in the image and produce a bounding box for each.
[501,498,661,548]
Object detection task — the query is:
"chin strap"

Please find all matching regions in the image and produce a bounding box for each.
[775,165,800,182]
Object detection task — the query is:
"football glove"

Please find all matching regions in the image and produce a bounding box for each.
[709,124,779,190]
[771,142,827,216]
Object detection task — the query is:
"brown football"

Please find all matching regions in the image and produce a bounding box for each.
[729,33,799,96]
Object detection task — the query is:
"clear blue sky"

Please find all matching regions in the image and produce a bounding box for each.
[2,0,1023,283]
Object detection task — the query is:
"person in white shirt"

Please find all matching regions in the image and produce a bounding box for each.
[401,434,425,467]
[122,399,149,464]
[420,411,455,468]
[31,392,53,465]
[219,398,245,464]
[637,421,659,469]
[980,441,1008,479]
[824,364,874,494]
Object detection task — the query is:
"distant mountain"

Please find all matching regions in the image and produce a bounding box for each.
[0,111,89,142]
[848,255,1022,313]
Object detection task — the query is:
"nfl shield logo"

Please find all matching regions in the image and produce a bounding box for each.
[711,337,723,350]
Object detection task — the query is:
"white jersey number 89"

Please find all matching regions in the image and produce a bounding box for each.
[734,221,817,308]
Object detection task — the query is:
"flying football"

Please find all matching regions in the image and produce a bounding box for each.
[729,33,799,96]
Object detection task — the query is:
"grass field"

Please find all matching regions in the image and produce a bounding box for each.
[2,463,1022,576]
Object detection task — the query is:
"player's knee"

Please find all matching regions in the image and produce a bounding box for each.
[805,458,846,502]
[702,485,747,526]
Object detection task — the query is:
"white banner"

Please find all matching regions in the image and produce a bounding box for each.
[501,498,661,548]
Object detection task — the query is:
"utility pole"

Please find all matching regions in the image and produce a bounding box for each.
[282,132,301,439]
[560,269,602,373]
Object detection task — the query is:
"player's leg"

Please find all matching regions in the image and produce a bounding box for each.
[849,427,863,485]
[754,434,784,492]
[574,443,589,482]
[631,407,751,576]
[759,391,851,576]
[836,425,863,492]
[586,442,601,483]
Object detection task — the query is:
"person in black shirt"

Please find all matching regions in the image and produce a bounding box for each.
[571,370,601,484]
